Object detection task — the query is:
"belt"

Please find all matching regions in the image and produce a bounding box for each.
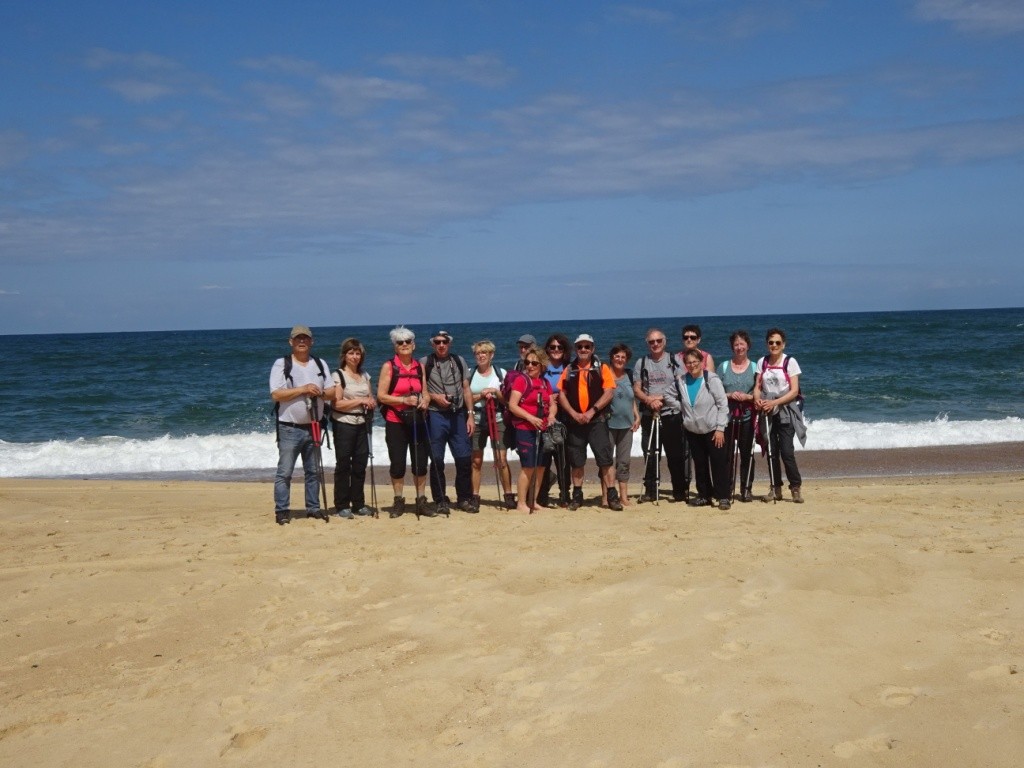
[277,421,313,429]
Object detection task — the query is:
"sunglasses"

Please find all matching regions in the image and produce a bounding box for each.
[547,344,563,350]
[432,339,450,346]
[575,344,593,350]
[395,339,413,346]
[647,338,665,345]
[524,360,542,367]
[767,340,783,346]
[682,334,699,341]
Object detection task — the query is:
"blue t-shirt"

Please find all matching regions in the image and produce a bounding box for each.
[608,373,635,430]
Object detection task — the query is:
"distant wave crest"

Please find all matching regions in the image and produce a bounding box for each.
[2,416,1022,478]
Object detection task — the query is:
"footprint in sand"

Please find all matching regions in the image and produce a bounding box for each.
[704,708,754,738]
[832,733,896,758]
[978,627,1011,645]
[220,726,269,756]
[664,587,695,602]
[661,670,707,694]
[879,686,920,707]
[712,639,750,660]
[968,664,1019,680]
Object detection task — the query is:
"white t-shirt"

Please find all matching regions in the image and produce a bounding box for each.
[470,366,505,423]
[270,356,332,423]
[756,355,802,400]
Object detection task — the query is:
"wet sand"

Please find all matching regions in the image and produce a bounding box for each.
[1,448,1022,767]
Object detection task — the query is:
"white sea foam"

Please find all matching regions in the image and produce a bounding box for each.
[1,416,1022,478]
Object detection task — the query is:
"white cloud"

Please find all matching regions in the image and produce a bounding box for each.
[914,0,1024,34]
[379,53,515,88]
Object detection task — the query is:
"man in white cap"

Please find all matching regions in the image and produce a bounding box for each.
[421,329,475,513]
[557,333,616,510]
[269,325,336,525]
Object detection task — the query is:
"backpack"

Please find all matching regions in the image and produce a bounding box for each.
[380,358,424,419]
[470,365,505,418]
[273,355,329,442]
[562,356,609,414]
[332,368,372,420]
[759,355,805,412]
[423,353,468,408]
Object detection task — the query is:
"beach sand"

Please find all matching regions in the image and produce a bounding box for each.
[2,452,1022,766]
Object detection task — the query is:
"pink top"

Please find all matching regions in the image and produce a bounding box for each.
[384,356,424,424]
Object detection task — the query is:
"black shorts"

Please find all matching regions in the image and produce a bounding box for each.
[566,419,613,469]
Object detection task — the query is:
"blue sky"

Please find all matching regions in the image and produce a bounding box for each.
[2,0,1023,334]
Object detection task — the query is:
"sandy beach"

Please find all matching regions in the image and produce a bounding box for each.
[2,450,1022,767]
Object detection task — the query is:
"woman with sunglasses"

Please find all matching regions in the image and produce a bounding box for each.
[678,348,731,509]
[507,345,557,513]
[536,333,571,508]
[377,326,432,518]
[675,324,715,372]
[753,328,806,503]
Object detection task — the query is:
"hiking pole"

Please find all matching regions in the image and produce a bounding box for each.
[653,413,661,506]
[528,390,543,512]
[365,406,378,518]
[306,397,330,522]
[642,412,657,504]
[681,424,692,503]
[728,411,740,502]
[411,398,422,520]
[486,397,502,502]
[762,412,777,504]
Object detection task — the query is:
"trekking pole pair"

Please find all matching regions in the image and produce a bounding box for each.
[643,412,661,506]
[306,396,330,522]
[364,406,378,518]
[485,397,503,502]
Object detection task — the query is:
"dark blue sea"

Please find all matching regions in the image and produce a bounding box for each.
[2,308,1022,477]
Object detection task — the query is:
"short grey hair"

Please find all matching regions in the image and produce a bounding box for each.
[389,325,415,344]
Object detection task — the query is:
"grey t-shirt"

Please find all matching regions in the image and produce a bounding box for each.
[633,354,681,414]
[421,354,470,411]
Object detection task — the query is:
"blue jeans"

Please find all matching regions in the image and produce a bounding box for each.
[274,423,321,513]
[426,409,472,502]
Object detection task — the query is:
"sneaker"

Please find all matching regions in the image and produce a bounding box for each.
[417,496,436,518]
[353,506,374,516]
[275,511,290,526]
[739,490,753,503]
[718,499,731,510]
[390,497,405,519]
[504,493,517,510]
[609,498,624,511]
[334,507,354,519]
[687,497,711,507]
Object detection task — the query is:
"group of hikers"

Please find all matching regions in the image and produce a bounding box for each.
[269,323,807,525]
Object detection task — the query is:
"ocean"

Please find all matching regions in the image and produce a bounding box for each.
[2,308,1022,479]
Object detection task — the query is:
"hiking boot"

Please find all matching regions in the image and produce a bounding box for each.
[275,511,290,526]
[791,486,804,504]
[771,485,784,501]
[417,496,436,517]
[609,497,624,511]
[470,494,481,513]
[435,497,451,516]
[458,498,477,514]
[308,508,329,521]
[568,491,584,511]
[504,493,517,510]
[718,499,732,510]
[390,497,405,519]
[739,489,753,503]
